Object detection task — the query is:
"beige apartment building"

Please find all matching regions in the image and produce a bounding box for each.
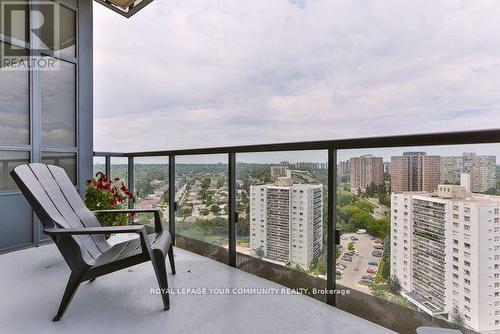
[441,153,496,193]
[270,165,289,178]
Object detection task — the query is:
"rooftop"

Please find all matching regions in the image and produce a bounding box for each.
[0,239,393,334]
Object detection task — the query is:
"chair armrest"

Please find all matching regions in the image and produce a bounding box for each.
[93,209,163,233]
[45,225,153,257]
[44,225,146,236]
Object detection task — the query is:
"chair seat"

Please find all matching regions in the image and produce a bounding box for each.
[95,231,171,266]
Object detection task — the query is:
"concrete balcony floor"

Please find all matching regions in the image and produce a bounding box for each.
[0,238,394,334]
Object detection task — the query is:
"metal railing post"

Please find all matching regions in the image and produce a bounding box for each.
[228,152,237,267]
[105,156,111,178]
[127,156,134,209]
[169,155,176,245]
[327,147,338,306]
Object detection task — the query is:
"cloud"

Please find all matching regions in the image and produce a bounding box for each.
[93,0,500,153]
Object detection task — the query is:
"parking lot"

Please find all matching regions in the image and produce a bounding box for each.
[336,232,382,294]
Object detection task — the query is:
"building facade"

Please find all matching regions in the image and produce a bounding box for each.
[391,152,441,193]
[0,0,93,251]
[350,155,384,191]
[249,182,323,268]
[441,153,496,193]
[271,165,289,178]
[338,160,350,176]
[391,186,500,333]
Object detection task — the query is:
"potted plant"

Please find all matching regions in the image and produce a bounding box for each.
[84,172,134,236]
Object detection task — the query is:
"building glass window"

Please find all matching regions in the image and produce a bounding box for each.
[39,2,76,57]
[0,1,29,42]
[0,151,30,190]
[41,152,76,184]
[40,57,76,148]
[0,42,30,145]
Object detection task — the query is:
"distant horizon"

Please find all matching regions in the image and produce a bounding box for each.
[94,144,500,166]
[94,143,499,164]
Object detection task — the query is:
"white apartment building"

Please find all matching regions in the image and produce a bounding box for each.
[249,181,323,268]
[391,185,500,333]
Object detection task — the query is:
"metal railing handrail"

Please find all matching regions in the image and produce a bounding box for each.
[94,129,500,157]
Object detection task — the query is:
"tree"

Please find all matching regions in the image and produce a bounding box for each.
[338,191,357,206]
[355,200,375,213]
[216,177,225,188]
[180,206,192,218]
[451,305,465,328]
[381,237,391,279]
[389,276,401,294]
[347,242,355,252]
[210,204,220,215]
[161,190,169,205]
[201,177,211,189]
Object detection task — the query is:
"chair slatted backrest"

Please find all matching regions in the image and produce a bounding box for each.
[11,164,111,265]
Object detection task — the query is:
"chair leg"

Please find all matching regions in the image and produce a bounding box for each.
[168,245,176,275]
[53,271,83,321]
[151,251,170,310]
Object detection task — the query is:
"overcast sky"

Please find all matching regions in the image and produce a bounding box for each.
[93,0,500,162]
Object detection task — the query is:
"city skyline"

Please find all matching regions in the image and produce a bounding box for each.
[94,144,500,165]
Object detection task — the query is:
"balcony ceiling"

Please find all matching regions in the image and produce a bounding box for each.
[0,240,394,334]
[94,0,154,18]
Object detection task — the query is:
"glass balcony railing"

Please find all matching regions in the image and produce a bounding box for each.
[174,154,229,260]
[94,129,500,334]
[235,150,328,302]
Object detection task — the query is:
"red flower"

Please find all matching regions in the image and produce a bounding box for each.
[86,179,92,185]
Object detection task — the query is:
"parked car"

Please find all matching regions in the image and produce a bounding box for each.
[356,229,366,234]
[373,239,381,244]
[341,235,350,240]
[372,250,382,257]
[368,261,378,266]
[350,236,359,241]
[373,244,383,250]
[366,268,377,274]
[361,274,375,281]
[344,251,355,256]
[337,263,347,269]
[360,278,374,284]
[342,255,353,262]
[336,269,343,276]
